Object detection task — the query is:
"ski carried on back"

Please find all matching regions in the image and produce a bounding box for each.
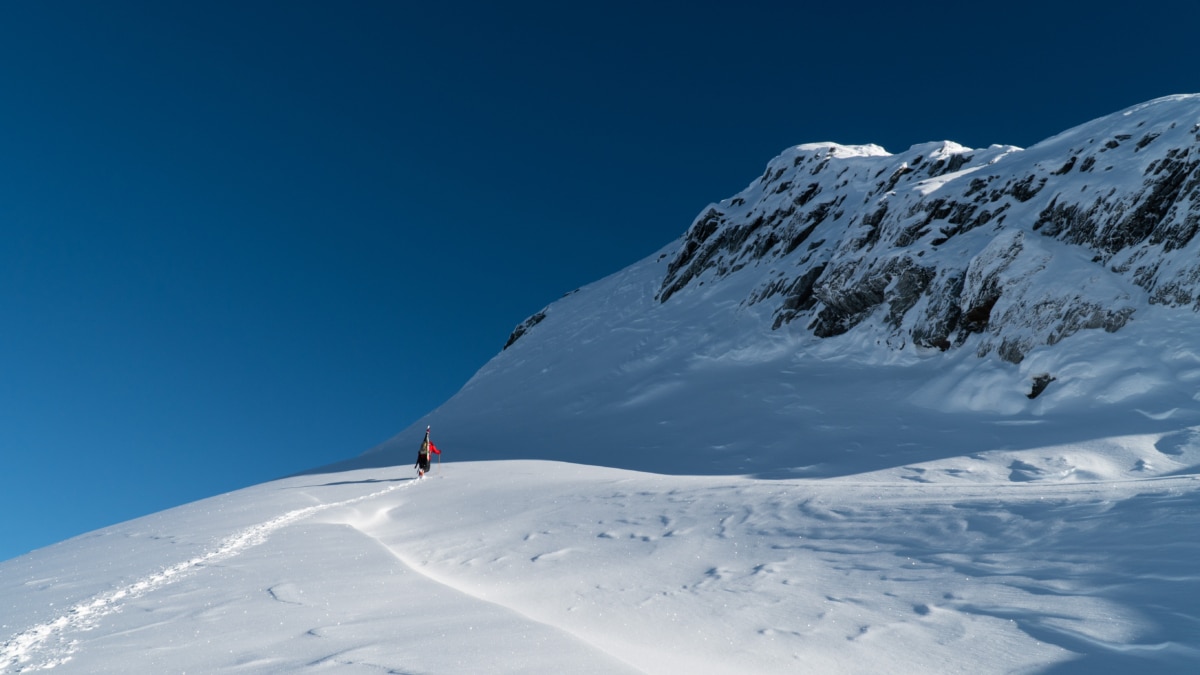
[414,425,441,478]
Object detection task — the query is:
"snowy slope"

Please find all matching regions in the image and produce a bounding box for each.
[3,460,1198,673]
[5,96,1200,673]
[350,95,1200,478]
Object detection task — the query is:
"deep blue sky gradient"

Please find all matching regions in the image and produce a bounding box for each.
[3,1,1198,561]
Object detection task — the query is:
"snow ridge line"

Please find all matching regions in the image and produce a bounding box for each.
[348,521,651,675]
[0,479,414,673]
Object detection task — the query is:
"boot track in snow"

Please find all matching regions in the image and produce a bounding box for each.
[0,479,417,673]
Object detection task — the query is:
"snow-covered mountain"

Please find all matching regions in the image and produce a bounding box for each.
[662,95,1200,357]
[4,95,1200,674]
[354,94,1200,479]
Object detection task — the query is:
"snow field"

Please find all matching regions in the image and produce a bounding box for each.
[4,457,1197,673]
[1,477,413,672]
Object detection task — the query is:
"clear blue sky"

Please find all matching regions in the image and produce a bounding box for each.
[2,0,1197,562]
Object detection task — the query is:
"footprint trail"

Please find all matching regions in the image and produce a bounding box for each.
[0,480,413,672]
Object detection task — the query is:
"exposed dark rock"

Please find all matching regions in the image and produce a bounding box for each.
[648,96,1200,365]
[794,183,821,206]
[965,176,990,197]
[1028,373,1056,399]
[782,219,821,256]
[911,271,964,351]
[660,209,726,302]
[1053,156,1077,175]
[810,271,890,337]
[770,263,828,329]
[1009,175,1046,202]
[929,152,972,177]
[856,204,889,249]
[884,261,936,328]
[1136,132,1161,150]
[997,336,1032,364]
[883,164,914,193]
[1105,154,1200,252]
[962,294,1000,334]
[504,310,548,349]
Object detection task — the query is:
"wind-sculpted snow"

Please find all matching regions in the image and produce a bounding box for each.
[3,461,1198,673]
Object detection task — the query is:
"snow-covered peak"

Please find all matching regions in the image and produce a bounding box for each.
[791,141,891,158]
[659,93,1200,364]
[331,94,1200,483]
[903,139,975,157]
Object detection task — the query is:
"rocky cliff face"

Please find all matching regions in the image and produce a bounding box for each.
[655,95,1200,363]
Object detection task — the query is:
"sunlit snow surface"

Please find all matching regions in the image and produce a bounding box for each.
[5,258,1200,674]
[2,458,1198,673]
[7,98,1200,671]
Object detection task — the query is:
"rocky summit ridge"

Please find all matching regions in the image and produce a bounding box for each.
[650,94,1200,364]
